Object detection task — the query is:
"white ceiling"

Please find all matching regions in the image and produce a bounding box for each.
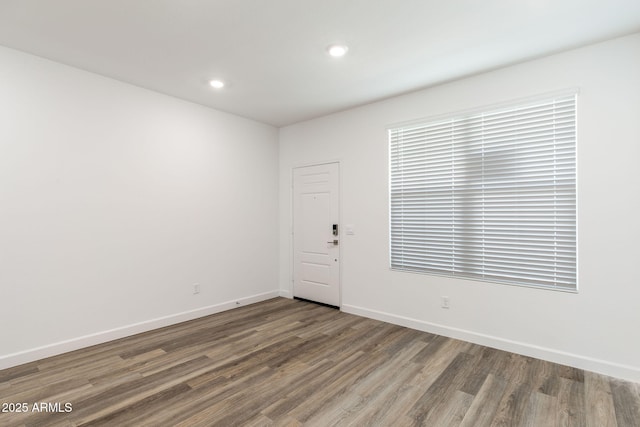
[1,1,639,127]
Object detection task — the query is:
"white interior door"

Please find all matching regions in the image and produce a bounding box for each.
[293,163,340,307]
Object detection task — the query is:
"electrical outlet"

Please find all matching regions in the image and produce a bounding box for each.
[441,296,450,309]
[193,283,200,294]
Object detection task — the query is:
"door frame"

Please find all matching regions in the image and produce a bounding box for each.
[289,160,342,308]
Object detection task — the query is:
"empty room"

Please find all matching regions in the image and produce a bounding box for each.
[1,1,640,426]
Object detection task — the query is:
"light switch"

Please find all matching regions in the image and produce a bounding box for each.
[345,224,355,235]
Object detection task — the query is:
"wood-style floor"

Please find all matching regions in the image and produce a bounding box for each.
[1,298,638,426]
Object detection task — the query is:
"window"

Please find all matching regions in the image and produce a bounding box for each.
[389,93,577,291]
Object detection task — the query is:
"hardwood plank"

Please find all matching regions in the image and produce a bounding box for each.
[556,376,587,426]
[137,366,277,426]
[496,353,536,386]
[585,371,618,427]
[611,377,640,427]
[78,383,192,426]
[520,390,557,427]
[301,340,427,426]
[0,362,39,383]
[407,336,470,389]
[0,297,637,426]
[420,390,474,426]
[410,334,449,364]
[460,374,508,427]
[489,380,531,427]
[349,368,426,427]
[559,363,585,383]
[408,351,477,425]
[263,350,388,424]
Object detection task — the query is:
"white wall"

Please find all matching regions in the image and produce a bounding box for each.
[279,33,640,381]
[0,46,279,368]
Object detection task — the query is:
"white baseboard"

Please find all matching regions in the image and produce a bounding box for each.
[279,289,292,298]
[341,303,640,383]
[0,290,280,371]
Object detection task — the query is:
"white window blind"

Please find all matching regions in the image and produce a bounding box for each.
[389,93,577,290]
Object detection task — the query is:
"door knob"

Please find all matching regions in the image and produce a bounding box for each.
[327,239,339,245]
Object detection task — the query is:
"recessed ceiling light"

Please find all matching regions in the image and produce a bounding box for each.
[327,44,348,58]
[209,79,225,89]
